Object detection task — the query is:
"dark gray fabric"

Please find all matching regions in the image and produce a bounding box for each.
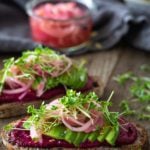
[125,2,150,51]
[0,3,39,53]
[0,0,150,55]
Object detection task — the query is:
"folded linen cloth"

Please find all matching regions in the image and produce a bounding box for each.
[0,0,149,55]
[125,1,150,51]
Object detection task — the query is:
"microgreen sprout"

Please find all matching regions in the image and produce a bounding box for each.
[119,100,136,116]
[113,72,134,85]
[140,64,150,72]
[0,58,14,93]
[4,124,13,132]
[5,90,123,146]
[138,114,150,120]
[0,47,88,95]
[114,66,150,120]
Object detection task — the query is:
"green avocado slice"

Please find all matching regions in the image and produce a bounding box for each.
[73,132,88,146]
[97,126,111,142]
[105,126,119,145]
[88,130,99,142]
[46,125,66,139]
[65,129,77,144]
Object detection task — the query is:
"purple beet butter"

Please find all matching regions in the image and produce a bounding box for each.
[0,77,94,104]
[8,120,137,148]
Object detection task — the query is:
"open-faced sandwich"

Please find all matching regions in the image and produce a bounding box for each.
[1,90,149,149]
[0,47,103,118]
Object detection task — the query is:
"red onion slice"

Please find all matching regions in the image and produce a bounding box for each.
[3,81,32,95]
[3,87,29,95]
[64,115,84,126]
[61,114,92,132]
[18,91,28,100]
[84,116,103,133]
[50,57,72,77]
[36,81,45,97]
[5,78,17,89]
[6,77,26,88]
[46,99,59,109]
[30,125,42,141]
[41,23,76,38]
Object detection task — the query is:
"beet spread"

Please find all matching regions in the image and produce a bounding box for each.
[0,77,94,104]
[8,119,137,148]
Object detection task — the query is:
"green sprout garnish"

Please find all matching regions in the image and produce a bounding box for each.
[114,65,150,120]
[0,47,88,95]
[4,90,123,146]
[138,114,150,120]
[18,90,121,146]
[140,64,150,72]
[23,102,46,129]
[51,105,58,110]
[60,90,99,119]
[4,124,13,132]
[113,72,134,86]
[119,100,136,116]
[0,58,14,93]
[130,77,150,102]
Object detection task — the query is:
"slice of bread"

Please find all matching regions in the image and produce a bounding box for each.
[1,120,149,150]
[0,76,104,118]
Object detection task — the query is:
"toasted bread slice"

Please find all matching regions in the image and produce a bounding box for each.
[0,76,104,118]
[1,120,149,150]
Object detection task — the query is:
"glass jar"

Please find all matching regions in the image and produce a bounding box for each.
[26,0,93,52]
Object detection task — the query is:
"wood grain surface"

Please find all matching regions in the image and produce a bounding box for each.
[103,48,150,146]
[0,47,149,149]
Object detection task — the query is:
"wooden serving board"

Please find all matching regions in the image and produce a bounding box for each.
[0,46,149,149]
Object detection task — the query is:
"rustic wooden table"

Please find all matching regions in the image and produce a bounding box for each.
[0,47,149,149]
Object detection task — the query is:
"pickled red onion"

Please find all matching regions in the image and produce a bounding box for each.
[6,77,26,88]
[85,116,103,133]
[36,81,45,97]
[64,115,84,126]
[46,99,59,109]
[41,24,77,38]
[5,78,17,89]
[46,99,103,133]
[30,125,42,141]
[61,114,93,132]
[45,99,64,117]
[18,91,28,100]
[3,81,32,95]
[35,2,84,20]
[50,57,72,77]
[3,87,28,95]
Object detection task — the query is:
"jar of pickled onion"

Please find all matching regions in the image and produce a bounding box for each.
[26,0,93,52]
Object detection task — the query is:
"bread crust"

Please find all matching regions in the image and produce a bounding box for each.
[0,76,104,118]
[1,121,149,150]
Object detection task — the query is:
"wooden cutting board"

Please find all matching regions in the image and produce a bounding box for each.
[0,46,149,149]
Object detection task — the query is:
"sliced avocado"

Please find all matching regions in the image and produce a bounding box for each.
[73,132,88,146]
[65,129,77,144]
[46,125,66,139]
[105,126,119,146]
[97,126,111,142]
[88,131,99,142]
[83,133,89,142]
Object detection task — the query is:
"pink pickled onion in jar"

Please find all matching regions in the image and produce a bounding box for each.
[26,0,93,50]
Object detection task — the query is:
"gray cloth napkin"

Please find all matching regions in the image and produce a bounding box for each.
[0,2,39,53]
[125,1,150,51]
[0,0,150,55]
